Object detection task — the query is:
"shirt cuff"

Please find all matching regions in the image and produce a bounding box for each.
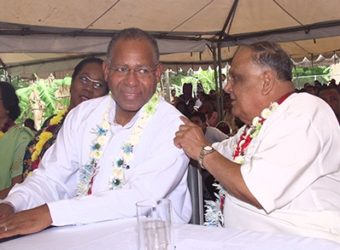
[47,199,77,226]
[3,192,27,212]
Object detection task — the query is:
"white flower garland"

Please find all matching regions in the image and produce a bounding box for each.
[77,93,160,196]
[204,102,279,227]
[204,183,226,227]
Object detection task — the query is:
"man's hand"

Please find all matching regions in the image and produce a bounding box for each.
[0,204,52,239]
[174,116,209,160]
[0,203,15,220]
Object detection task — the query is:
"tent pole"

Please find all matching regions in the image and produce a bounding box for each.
[212,42,224,123]
[217,42,224,122]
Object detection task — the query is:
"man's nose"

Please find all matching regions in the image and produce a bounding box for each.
[126,70,138,86]
[224,81,232,93]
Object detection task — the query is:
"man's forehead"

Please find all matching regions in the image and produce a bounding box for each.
[232,47,252,64]
[113,37,151,50]
[230,47,266,75]
[110,38,156,63]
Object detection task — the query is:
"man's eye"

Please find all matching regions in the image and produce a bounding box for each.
[137,68,150,74]
[136,68,152,75]
[232,75,241,82]
[116,67,129,73]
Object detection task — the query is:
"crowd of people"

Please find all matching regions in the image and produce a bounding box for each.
[300,80,340,124]
[0,28,339,244]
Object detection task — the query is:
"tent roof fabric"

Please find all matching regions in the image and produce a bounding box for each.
[1,0,340,77]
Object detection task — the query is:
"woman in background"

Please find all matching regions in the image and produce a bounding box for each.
[23,57,109,177]
[0,82,34,198]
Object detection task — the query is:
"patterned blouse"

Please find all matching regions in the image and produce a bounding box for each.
[23,111,68,178]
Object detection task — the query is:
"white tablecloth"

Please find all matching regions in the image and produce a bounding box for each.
[0,218,339,250]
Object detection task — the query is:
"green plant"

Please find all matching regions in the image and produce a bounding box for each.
[168,68,217,95]
[293,66,331,89]
[15,76,71,128]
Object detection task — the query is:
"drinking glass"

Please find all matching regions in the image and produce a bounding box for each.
[136,199,173,250]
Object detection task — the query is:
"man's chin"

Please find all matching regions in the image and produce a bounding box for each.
[231,107,238,117]
[120,103,144,113]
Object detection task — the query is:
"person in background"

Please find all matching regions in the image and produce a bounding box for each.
[198,100,219,127]
[23,118,37,133]
[216,92,239,136]
[188,111,228,144]
[194,90,210,111]
[170,88,180,106]
[0,82,34,199]
[22,57,109,177]
[329,78,336,86]
[175,99,191,117]
[179,83,196,114]
[318,85,340,124]
[0,28,191,239]
[174,41,340,242]
[302,83,317,95]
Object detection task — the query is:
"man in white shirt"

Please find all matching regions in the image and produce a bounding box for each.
[0,28,191,238]
[174,42,340,242]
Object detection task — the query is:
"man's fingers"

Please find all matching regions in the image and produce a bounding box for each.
[0,205,52,239]
[173,140,182,149]
[0,224,8,232]
[180,116,194,125]
[0,222,20,239]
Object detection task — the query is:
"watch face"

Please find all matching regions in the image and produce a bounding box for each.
[204,145,213,151]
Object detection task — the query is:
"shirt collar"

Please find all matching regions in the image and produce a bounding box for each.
[107,97,143,129]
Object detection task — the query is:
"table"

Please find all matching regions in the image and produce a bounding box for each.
[0,218,339,250]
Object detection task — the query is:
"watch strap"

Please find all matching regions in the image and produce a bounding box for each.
[198,145,215,169]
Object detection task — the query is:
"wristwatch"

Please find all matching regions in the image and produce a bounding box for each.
[198,145,215,169]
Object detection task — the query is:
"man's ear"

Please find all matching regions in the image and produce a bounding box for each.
[155,63,163,83]
[261,70,275,95]
[103,60,110,82]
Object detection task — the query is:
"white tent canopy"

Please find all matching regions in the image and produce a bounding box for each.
[1,0,340,77]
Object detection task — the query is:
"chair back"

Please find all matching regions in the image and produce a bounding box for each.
[187,160,204,225]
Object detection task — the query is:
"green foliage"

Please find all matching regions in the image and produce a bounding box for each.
[293,66,331,76]
[169,68,216,94]
[15,77,71,127]
[36,80,57,115]
[11,77,32,90]
[168,71,186,89]
[0,69,9,82]
[292,66,331,89]
[194,68,216,93]
[16,87,33,122]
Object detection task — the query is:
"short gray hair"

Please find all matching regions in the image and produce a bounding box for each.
[106,28,159,65]
[246,41,294,81]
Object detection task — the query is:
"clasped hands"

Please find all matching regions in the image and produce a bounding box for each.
[0,203,52,239]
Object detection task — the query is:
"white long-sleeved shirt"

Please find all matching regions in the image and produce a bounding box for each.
[5,95,192,225]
